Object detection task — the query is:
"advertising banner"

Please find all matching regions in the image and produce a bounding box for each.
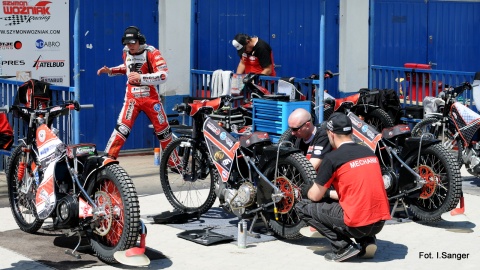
[0,0,70,86]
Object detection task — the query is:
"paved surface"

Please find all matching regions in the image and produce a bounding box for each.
[0,154,479,269]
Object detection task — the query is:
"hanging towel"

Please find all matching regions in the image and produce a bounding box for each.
[211,69,233,97]
[221,70,233,96]
[211,69,224,97]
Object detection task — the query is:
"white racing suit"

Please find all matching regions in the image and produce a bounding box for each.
[105,44,172,158]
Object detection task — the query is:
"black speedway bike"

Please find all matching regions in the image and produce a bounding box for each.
[159,95,317,239]
[349,112,461,221]
[411,74,480,178]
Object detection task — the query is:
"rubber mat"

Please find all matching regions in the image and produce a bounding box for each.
[150,207,277,245]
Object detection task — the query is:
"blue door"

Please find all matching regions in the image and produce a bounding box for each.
[427,1,480,71]
[194,0,340,94]
[371,0,429,66]
[74,1,160,151]
[371,0,480,72]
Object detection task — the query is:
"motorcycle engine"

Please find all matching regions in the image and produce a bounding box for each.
[54,194,79,228]
[218,182,256,216]
[382,167,397,195]
[463,147,480,175]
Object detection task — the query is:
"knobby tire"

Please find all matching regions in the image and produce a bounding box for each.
[159,137,217,215]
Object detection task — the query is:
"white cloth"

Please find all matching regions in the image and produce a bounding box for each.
[210,69,233,97]
[423,96,444,115]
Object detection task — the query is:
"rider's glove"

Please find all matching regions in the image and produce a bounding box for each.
[66,100,81,111]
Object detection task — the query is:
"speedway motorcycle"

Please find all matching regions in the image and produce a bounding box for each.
[323,89,395,132]
[159,95,317,239]
[411,73,480,177]
[349,112,461,221]
[4,101,141,263]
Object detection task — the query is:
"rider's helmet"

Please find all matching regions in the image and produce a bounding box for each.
[122,26,146,45]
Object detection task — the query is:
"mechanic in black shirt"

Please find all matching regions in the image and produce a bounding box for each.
[287,108,332,171]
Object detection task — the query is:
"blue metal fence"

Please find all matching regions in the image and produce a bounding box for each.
[190,69,321,102]
[191,66,479,131]
[0,78,75,146]
[369,65,476,108]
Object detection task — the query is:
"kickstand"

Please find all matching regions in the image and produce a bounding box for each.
[247,212,274,238]
[65,231,82,259]
[391,198,411,221]
[247,214,261,238]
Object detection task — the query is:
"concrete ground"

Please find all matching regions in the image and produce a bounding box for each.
[0,153,479,270]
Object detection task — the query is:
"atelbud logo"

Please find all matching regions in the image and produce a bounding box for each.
[0,1,52,26]
[33,55,65,70]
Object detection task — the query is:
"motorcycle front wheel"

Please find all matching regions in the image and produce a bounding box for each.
[159,137,217,215]
[87,164,140,264]
[406,144,462,222]
[262,152,316,239]
[6,143,43,233]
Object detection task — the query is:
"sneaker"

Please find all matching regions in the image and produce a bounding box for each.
[324,244,360,262]
[299,226,324,238]
[358,238,377,259]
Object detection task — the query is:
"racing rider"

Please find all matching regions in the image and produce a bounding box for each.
[97,26,172,159]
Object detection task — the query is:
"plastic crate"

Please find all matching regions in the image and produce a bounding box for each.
[252,99,311,136]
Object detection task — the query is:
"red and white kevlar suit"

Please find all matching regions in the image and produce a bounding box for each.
[104,44,172,158]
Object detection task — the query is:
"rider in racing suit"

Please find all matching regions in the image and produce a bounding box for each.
[97,26,172,159]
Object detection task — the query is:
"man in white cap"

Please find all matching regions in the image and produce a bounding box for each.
[232,33,276,76]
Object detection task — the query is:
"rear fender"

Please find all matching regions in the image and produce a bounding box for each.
[258,145,301,168]
[399,137,440,159]
[82,156,119,183]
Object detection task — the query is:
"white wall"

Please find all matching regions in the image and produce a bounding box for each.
[339,0,369,93]
[158,1,191,97]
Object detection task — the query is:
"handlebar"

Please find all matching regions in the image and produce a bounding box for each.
[443,82,472,99]
[172,95,231,115]
[9,100,93,120]
[173,103,188,113]
[0,105,9,113]
[80,104,94,109]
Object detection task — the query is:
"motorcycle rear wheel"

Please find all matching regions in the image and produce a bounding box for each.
[87,164,140,264]
[363,108,395,131]
[6,143,43,233]
[159,137,217,215]
[406,144,462,222]
[262,152,316,239]
[323,107,394,132]
[278,128,297,147]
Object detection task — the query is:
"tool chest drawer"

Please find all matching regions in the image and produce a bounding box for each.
[252,99,311,142]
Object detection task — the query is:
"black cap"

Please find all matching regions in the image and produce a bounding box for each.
[232,33,249,55]
[122,26,141,45]
[326,112,352,135]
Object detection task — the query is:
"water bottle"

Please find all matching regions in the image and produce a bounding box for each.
[237,219,248,248]
[154,147,160,166]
